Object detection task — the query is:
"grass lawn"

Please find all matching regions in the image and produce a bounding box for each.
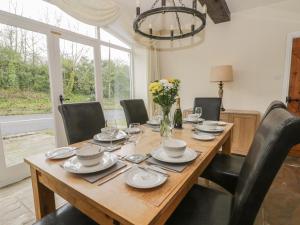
[0,89,123,116]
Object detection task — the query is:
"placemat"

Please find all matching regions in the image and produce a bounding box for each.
[79,161,127,183]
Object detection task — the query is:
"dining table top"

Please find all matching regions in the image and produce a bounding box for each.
[25,123,233,225]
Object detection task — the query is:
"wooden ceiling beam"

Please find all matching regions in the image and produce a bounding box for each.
[198,0,231,24]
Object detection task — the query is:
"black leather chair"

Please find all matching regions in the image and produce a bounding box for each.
[201,100,287,194]
[33,204,98,225]
[58,102,106,144]
[193,97,221,121]
[167,107,300,225]
[120,99,149,127]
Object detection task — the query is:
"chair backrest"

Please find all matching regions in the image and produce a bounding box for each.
[230,108,300,225]
[261,100,286,121]
[120,99,149,126]
[193,97,221,121]
[58,102,106,144]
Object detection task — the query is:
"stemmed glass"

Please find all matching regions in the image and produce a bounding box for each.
[128,123,142,145]
[195,107,203,120]
[104,120,118,151]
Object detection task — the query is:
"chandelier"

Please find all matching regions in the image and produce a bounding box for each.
[133,0,207,41]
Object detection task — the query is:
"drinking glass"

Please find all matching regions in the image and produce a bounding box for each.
[195,107,203,119]
[105,120,118,151]
[128,123,142,145]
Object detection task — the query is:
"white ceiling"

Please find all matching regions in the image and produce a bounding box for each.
[115,0,289,13]
[226,0,288,12]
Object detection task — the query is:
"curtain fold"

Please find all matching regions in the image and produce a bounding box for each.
[44,0,120,26]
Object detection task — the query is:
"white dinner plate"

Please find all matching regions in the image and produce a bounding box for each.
[147,120,160,126]
[151,147,198,164]
[124,127,141,134]
[45,147,76,159]
[195,125,225,133]
[183,117,204,123]
[192,133,215,141]
[203,120,227,126]
[62,153,118,174]
[125,166,167,189]
[93,130,127,142]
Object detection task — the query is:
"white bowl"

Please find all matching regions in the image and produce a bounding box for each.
[76,145,103,167]
[163,139,187,158]
[203,120,219,127]
[188,114,199,120]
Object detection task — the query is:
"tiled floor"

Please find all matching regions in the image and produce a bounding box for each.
[0,157,299,225]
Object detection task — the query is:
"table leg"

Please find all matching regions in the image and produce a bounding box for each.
[30,166,56,220]
[221,129,232,154]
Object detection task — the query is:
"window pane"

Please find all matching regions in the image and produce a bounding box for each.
[0,23,55,167]
[60,39,95,103]
[101,46,131,127]
[0,0,96,38]
[100,28,130,49]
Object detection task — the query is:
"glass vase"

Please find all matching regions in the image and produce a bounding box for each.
[160,106,172,140]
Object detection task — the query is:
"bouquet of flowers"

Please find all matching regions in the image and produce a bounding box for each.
[149,78,180,137]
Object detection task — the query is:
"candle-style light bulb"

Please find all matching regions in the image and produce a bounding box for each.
[203,4,207,14]
[149,24,153,35]
[170,24,174,40]
[136,0,141,16]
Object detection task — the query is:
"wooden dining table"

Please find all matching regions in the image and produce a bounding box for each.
[25,123,233,225]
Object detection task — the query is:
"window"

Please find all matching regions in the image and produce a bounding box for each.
[60,39,96,103]
[100,28,130,49]
[101,45,131,126]
[0,0,96,37]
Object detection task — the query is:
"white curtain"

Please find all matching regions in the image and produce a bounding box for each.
[44,0,120,26]
[147,46,161,117]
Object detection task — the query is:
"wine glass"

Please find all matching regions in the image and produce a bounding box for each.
[105,120,118,151]
[195,107,203,120]
[128,123,142,145]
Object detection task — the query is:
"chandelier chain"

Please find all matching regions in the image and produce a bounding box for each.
[172,0,183,35]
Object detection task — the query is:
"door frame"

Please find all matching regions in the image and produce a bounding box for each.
[282,32,300,102]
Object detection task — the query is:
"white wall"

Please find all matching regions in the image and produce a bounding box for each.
[159,0,300,113]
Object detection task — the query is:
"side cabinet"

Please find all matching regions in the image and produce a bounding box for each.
[184,109,261,155]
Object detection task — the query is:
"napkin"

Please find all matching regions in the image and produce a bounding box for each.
[79,161,127,183]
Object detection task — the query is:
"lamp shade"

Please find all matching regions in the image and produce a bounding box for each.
[210,65,233,82]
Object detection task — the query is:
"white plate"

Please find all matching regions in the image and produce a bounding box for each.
[203,120,227,126]
[195,125,225,133]
[125,166,167,189]
[147,120,160,126]
[62,152,118,174]
[151,147,198,164]
[93,130,127,142]
[45,147,76,159]
[192,133,215,141]
[124,127,141,134]
[183,117,204,123]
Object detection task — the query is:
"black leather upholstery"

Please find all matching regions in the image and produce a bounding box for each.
[58,102,106,144]
[167,185,232,225]
[33,203,98,225]
[193,97,221,121]
[120,99,149,126]
[201,100,287,194]
[168,107,300,225]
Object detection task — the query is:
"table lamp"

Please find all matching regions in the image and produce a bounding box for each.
[210,65,233,111]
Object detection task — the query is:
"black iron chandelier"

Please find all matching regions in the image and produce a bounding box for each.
[133,0,207,41]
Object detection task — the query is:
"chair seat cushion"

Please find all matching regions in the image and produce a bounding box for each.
[201,153,245,193]
[33,204,98,225]
[167,185,232,225]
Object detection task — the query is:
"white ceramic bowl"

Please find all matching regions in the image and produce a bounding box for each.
[203,120,219,127]
[163,139,187,158]
[188,114,199,120]
[76,145,103,167]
